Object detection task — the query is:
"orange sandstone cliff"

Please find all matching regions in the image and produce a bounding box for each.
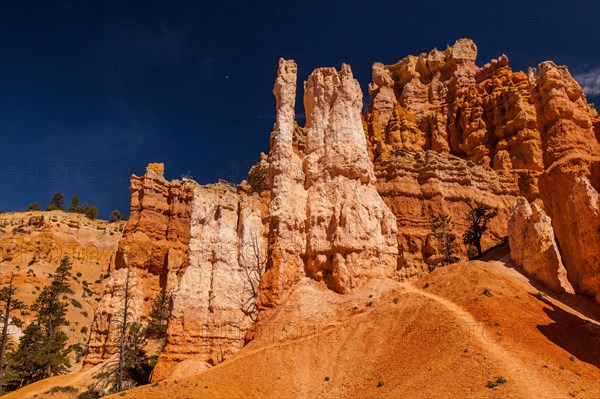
[82,39,600,383]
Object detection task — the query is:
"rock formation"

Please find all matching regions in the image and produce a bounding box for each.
[533,62,600,303]
[374,150,518,276]
[151,182,268,380]
[0,210,124,365]
[85,164,195,367]
[364,39,600,300]
[260,59,399,306]
[84,39,600,381]
[508,197,572,293]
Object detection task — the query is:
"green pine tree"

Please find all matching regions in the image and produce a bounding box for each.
[68,194,80,213]
[109,209,123,222]
[431,213,458,265]
[463,201,498,258]
[26,202,40,211]
[5,256,74,389]
[46,192,64,211]
[0,274,27,392]
[146,290,169,341]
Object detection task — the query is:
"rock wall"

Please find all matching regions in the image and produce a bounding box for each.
[151,183,268,381]
[533,61,600,302]
[374,150,518,276]
[365,39,600,299]
[260,59,399,306]
[365,39,544,172]
[508,198,572,293]
[86,39,600,377]
[84,164,195,367]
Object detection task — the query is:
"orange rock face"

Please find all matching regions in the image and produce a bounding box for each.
[365,39,600,301]
[374,150,518,276]
[508,198,573,293]
[84,165,195,367]
[0,210,124,369]
[86,39,600,381]
[260,59,399,307]
[151,183,269,381]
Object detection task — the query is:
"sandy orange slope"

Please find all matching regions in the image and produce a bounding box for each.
[6,257,600,399]
[111,257,599,399]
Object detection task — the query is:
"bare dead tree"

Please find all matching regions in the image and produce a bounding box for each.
[86,267,147,397]
[241,233,266,321]
[0,274,26,391]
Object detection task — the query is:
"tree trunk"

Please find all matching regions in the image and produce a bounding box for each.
[0,275,14,390]
[116,268,131,393]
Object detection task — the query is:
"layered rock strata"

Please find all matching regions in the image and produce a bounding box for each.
[365,39,600,300]
[86,39,600,378]
[534,61,600,302]
[374,150,518,276]
[0,211,124,346]
[85,164,195,366]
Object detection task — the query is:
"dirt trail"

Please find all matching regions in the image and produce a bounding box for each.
[403,282,562,398]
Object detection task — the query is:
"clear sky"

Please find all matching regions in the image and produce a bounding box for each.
[1,0,599,218]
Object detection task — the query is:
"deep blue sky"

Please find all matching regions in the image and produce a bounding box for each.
[1,0,599,219]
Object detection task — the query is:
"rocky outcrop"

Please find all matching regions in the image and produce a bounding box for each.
[365,39,600,298]
[533,62,600,303]
[0,210,123,268]
[375,150,518,275]
[260,59,399,306]
[151,183,268,381]
[85,39,600,379]
[508,198,572,293]
[84,164,195,367]
[365,39,545,172]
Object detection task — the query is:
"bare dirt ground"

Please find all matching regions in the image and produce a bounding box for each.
[7,256,600,399]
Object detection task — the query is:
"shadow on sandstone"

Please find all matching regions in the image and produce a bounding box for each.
[534,295,600,369]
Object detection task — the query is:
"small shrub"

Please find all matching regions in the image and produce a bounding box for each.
[152,382,160,387]
[12,226,26,234]
[366,301,373,307]
[393,297,399,304]
[324,376,330,382]
[247,161,269,192]
[423,282,430,288]
[81,311,89,317]
[494,322,500,327]
[77,388,101,399]
[71,298,83,308]
[377,380,384,387]
[428,263,437,273]
[486,376,507,388]
[80,326,88,334]
[482,288,493,297]
[47,385,78,394]
[76,272,83,277]
[569,356,575,362]
[533,292,545,299]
